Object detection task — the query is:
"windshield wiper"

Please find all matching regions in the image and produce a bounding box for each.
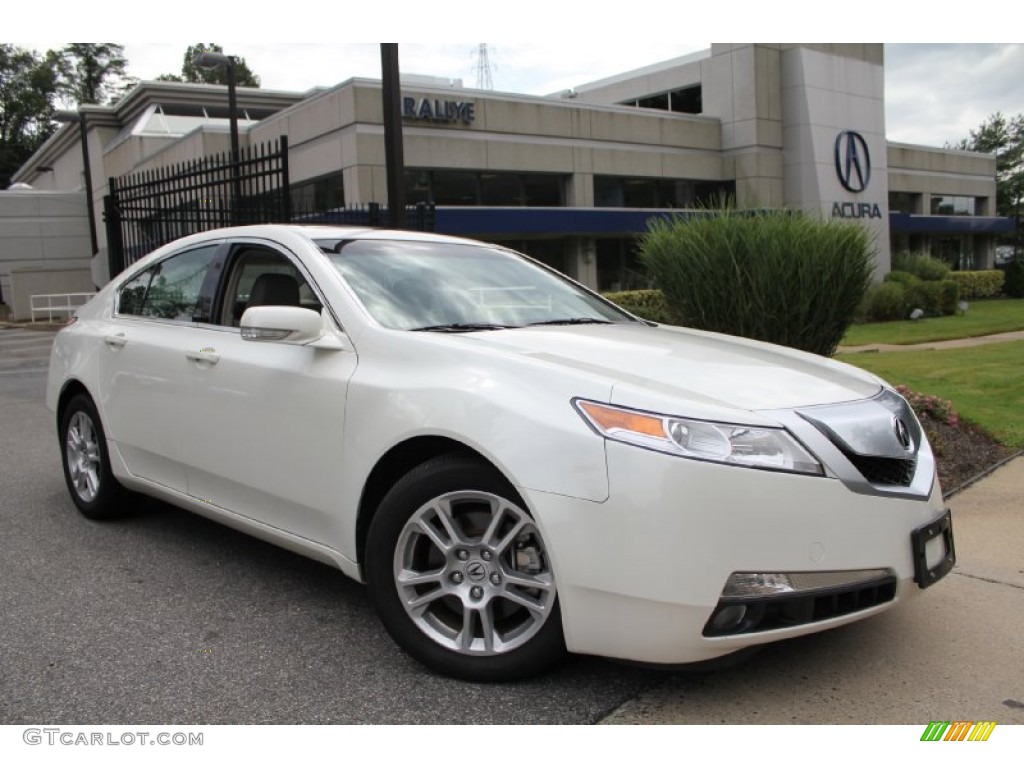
[411,323,516,333]
[526,318,615,327]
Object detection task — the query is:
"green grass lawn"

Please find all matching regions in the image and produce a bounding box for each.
[836,340,1024,448]
[841,298,1024,347]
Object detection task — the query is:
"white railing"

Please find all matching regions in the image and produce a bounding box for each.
[30,292,97,323]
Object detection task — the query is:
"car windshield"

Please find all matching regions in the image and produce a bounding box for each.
[318,238,637,331]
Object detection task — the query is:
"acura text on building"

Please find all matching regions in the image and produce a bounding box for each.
[832,201,883,219]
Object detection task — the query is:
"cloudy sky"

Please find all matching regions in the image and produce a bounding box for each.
[13,3,1023,149]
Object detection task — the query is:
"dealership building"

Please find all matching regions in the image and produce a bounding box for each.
[5,43,1014,311]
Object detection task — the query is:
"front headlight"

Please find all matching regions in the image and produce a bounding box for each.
[574,399,824,476]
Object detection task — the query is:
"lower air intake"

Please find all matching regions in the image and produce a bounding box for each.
[703,576,898,637]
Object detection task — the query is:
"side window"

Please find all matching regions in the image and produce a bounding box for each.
[117,270,153,316]
[117,245,219,321]
[218,247,322,326]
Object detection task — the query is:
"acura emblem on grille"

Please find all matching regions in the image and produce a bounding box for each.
[893,417,912,450]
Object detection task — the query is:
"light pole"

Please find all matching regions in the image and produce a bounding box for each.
[54,110,99,258]
[380,44,406,229]
[192,51,241,221]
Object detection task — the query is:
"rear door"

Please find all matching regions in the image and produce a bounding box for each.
[98,242,225,491]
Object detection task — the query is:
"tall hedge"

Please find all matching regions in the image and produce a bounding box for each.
[639,211,874,356]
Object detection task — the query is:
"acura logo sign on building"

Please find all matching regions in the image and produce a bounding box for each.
[834,130,871,192]
[831,130,881,219]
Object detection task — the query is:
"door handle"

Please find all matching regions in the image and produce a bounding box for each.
[185,348,220,365]
[104,333,127,350]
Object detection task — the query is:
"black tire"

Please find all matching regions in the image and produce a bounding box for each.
[366,453,565,681]
[59,393,128,520]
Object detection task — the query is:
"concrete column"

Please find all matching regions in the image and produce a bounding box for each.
[566,172,593,207]
[568,237,598,290]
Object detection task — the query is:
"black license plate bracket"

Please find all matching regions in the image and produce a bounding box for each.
[912,508,955,589]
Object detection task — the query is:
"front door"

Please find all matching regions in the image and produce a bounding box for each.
[177,243,358,547]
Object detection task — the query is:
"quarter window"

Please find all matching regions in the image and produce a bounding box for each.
[117,245,218,320]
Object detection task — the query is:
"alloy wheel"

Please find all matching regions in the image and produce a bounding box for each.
[393,490,556,656]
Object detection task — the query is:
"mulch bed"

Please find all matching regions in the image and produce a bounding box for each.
[918,412,1017,495]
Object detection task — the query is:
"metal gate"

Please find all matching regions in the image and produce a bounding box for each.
[102,136,435,277]
[103,137,291,276]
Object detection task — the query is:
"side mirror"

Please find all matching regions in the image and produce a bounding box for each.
[240,305,324,345]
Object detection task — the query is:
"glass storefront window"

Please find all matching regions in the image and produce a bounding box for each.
[431,171,479,205]
[290,173,344,213]
[404,170,566,207]
[930,195,975,216]
[596,238,648,292]
[889,191,921,214]
[595,176,734,209]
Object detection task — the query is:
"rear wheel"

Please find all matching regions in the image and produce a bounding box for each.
[366,454,565,681]
[60,394,127,520]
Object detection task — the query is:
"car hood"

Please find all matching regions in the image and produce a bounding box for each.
[465,322,882,413]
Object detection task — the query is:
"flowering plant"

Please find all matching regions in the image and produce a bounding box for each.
[894,385,959,428]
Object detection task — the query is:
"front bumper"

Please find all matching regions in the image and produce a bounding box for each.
[522,441,951,665]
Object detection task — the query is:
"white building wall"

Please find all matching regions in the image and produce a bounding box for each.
[781,46,891,273]
[0,191,92,317]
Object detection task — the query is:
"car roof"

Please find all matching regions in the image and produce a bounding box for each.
[116,224,499,282]
[194,223,478,246]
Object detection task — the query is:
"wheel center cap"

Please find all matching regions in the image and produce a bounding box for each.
[465,560,488,582]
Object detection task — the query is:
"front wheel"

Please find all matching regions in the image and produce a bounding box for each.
[366,454,565,681]
[59,393,127,520]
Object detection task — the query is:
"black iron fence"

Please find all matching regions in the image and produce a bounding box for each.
[103,136,435,276]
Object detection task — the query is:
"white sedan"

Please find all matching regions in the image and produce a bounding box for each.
[47,225,954,681]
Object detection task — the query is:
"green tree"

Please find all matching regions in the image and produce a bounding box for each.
[157,44,260,87]
[56,43,131,106]
[954,112,1024,254]
[0,45,59,188]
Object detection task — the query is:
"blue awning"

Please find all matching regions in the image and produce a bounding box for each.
[889,213,1016,234]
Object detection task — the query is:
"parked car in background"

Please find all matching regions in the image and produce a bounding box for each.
[995,245,1015,265]
[47,225,955,680]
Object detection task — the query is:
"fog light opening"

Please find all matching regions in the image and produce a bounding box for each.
[710,604,747,633]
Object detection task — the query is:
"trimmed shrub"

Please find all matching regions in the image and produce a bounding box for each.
[860,278,958,321]
[865,281,908,321]
[903,281,942,316]
[892,252,951,282]
[948,270,1005,299]
[639,210,874,356]
[884,270,920,286]
[938,280,960,315]
[603,289,675,324]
